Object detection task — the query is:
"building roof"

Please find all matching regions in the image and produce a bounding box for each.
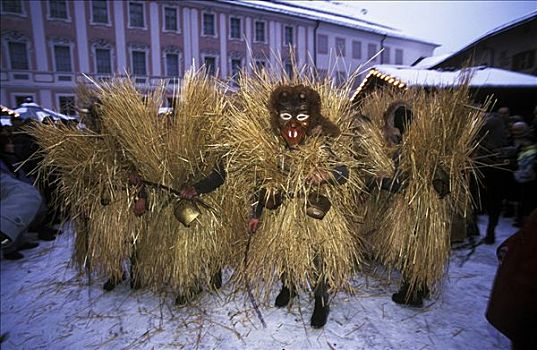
[351,65,537,102]
[431,10,537,68]
[217,0,439,46]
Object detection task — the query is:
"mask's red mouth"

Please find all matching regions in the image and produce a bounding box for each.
[281,124,305,146]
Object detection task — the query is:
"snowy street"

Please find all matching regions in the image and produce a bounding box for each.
[1,216,512,350]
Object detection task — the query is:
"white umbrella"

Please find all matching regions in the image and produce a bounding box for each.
[14,102,78,122]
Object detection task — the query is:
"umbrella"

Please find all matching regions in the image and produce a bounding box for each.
[14,102,78,123]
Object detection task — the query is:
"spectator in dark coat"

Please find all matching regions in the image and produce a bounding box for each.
[486,209,537,350]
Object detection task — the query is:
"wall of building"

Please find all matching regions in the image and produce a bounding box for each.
[0,0,437,113]
[436,17,536,76]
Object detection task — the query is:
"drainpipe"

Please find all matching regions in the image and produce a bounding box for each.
[380,34,387,64]
[313,20,320,66]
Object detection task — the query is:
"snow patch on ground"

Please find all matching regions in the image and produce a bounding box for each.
[1,216,512,349]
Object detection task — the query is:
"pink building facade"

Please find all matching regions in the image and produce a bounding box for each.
[1,0,438,115]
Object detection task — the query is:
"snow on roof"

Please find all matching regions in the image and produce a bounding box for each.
[352,65,537,102]
[432,10,537,68]
[412,54,452,69]
[375,65,537,88]
[217,0,438,46]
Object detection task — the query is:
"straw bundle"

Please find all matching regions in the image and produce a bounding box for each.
[358,84,485,295]
[27,121,133,280]
[224,67,367,300]
[93,70,241,294]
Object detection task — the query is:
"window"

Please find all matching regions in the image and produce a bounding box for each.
[512,50,535,71]
[382,46,390,64]
[284,26,293,46]
[255,60,266,70]
[8,42,29,70]
[95,48,112,74]
[254,21,265,43]
[1,0,22,14]
[91,0,108,24]
[164,7,178,31]
[59,96,76,116]
[129,2,144,28]
[204,56,216,76]
[15,95,34,107]
[395,49,403,65]
[352,41,362,59]
[367,43,377,61]
[54,45,72,72]
[230,17,241,39]
[231,58,241,81]
[202,13,215,36]
[131,50,146,75]
[335,37,345,57]
[166,53,180,77]
[49,0,68,19]
[317,34,328,54]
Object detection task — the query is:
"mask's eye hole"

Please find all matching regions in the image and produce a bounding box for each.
[296,113,310,121]
[280,113,292,120]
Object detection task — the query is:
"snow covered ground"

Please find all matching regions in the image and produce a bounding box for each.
[1,216,513,350]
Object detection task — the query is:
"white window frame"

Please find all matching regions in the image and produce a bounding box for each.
[57,94,77,116]
[5,40,30,70]
[127,1,146,30]
[367,43,378,61]
[317,34,328,55]
[92,42,114,75]
[201,54,219,76]
[90,0,111,26]
[129,47,148,76]
[229,56,242,80]
[352,40,362,60]
[164,51,182,77]
[162,5,180,33]
[253,20,267,44]
[201,11,217,38]
[395,48,404,65]
[229,16,242,41]
[47,0,70,22]
[51,41,75,73]
[1,0,27,17]
[283,25,294,47]
[382,46,391,64]
[335,37,346,57]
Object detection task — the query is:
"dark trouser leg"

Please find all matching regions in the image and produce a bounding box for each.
[484,168,508,244]
[210,269,223,290]
[310,278,330,328]
[275,274,296,307]
[130,249,141,290]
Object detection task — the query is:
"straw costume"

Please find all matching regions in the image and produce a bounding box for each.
[356,85,484,306]
[28,101,138,285]
[94,70,242,302]
[225,69,365,328]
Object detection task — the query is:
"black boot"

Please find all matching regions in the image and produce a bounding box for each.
[103,273,126,291]
[483,227,495,245]
[311,288,330,328]
[275,285,296,307]
[210,269,223,290]
[392,282,424,307]
[3,251,24,260]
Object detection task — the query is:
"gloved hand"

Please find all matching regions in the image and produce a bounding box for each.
[248,218,260,234]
